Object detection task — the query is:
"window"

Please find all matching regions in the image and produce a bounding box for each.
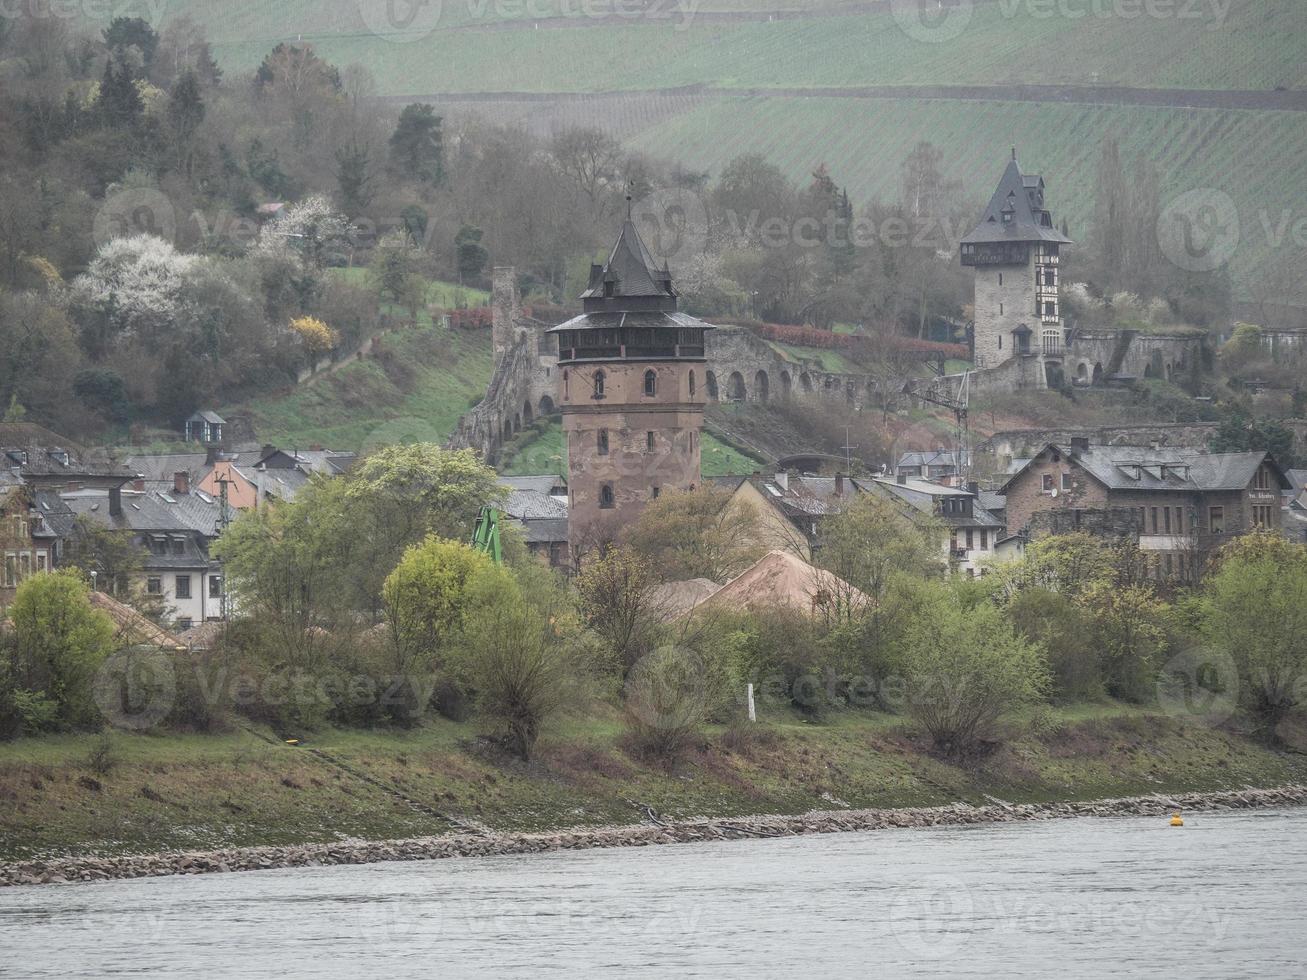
[209,575,223,599]
[643,370,657,397]
[1209,506,1225,534]
[999,303,1004,316]
[652,487,660,499]
[1253,505,1274,528]
[980,530,989,549]
[1044,301,1057,317]
[965,529,974,550]
[1150,507,1159,534]
[1042,474,1054,492]
[1164,507,1171,534]
[689,371,696,396]
[172,538,185,555]
[177,618,193,631]
[1061,473,1072,491]
[998,273,1003,286]
[147,577,162,595]
[175,574,191,599]
[1255,467,1269,490]
[1176,507,1185,533]
[563,371,569,400]
[646,432,655,452]
[1164,554,1173,577]
[597,429,609,455]
[998,335,1003,350]
[36,552,47,572]
[599,485,615,509]
[593,371,605,398]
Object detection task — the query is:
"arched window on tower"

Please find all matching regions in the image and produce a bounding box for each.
[600,485,615,509]
[689,371,696,396]
[593,371,605,398]
[597,429,609,455]
[643,370,656,397]
[563,370,570,400]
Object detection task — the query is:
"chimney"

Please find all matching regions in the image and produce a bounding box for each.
[967,481,980,496]
[1071,437,1089,452]
[775,471,789,491]
[835,474,845,496]
[132,478,145,492]
[205,445,222,466]
[752,470,761,481]
[108,486,122,517]
[173,471,190,495]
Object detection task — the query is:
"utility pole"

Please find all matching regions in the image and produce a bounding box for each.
[215,473,231,621]
[840,425,858,475]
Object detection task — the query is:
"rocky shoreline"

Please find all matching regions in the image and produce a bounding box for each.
[4,785,1304,888]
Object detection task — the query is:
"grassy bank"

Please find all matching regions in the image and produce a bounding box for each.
[3,706,1304,863]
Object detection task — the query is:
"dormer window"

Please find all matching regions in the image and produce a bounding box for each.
[603,279,614,298]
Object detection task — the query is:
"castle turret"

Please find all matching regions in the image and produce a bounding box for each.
[961,150,1073,385]
[550,218,711,555]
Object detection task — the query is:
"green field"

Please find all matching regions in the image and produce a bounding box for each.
[153,1,1306,93]
[4,706,1304,860]
[229,323,495,451]
[499,419,764,476]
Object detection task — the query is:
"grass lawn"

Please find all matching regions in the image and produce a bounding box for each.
[3,704,1304,861]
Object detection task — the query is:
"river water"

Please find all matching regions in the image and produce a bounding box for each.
[2,809,1305,978]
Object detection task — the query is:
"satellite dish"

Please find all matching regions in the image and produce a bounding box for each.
[1050,487,1059,498]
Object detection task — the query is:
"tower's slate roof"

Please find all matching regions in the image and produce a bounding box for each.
[961,154,1073,247]
[580,220,675,306]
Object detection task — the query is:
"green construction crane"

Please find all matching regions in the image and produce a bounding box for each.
[471,506,503,564]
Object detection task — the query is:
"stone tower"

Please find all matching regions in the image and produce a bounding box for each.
[550,218,712,555]
[961,150,1073,386]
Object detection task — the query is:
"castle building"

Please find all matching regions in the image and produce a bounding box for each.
[961,150,1073,387]
[549,218,712,555]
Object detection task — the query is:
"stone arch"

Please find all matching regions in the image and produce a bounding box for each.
[1076,362,1089,382]
[705,371,719,401]
[799,372,813,394]
[502,419,512,442]
[728,371,746,402]
[513,413,521,433]
[780,371,792,400]
[538,395,555,416]
[1143,363,1155,379]
[754,370,769,403]
[1092,362,1104,385]
[1165,363,1173,381]
[523,400,533,424]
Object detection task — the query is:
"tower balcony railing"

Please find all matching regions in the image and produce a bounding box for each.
[559,344,705,362]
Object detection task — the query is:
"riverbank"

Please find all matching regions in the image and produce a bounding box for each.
[5,785,1305,887]
[3,706,1306,884]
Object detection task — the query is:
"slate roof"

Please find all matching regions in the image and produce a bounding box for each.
[500,475,567,496]
[518,517,568,545]
[32,490,77,539]
[580,220,676,304]
[1000,445,1290,494]
[188,411,226,425]
[897,449,971,468]
[978,490,1007,515]
[503,489,567,522]
[124,453,211,483]
[872,478,1004,529]
[62,489,190,532]
[961,154,1073,247]
[1,426,134,482]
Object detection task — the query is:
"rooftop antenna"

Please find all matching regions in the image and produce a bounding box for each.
[626,180,634,221]
[840,425,858,475]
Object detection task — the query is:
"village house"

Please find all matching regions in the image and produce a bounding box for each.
[2,423,135,492]
[1000,439,1291,580]
[0,476,48,604]
[868,475,1007,576]
[499,475,570,569]
[895,450,972,487]
[61,487,224,629]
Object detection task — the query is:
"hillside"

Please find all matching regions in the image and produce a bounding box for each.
[126,0,1307,302]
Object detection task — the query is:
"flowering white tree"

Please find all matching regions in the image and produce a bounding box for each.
[254,195,353,268]
[70,234,198,350]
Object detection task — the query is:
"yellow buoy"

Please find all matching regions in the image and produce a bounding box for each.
[285,739,300,746]
[1170,812,1184,827]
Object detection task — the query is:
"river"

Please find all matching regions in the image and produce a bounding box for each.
[2,809,1305,977]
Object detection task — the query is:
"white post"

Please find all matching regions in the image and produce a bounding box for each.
[746,683,756,723]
